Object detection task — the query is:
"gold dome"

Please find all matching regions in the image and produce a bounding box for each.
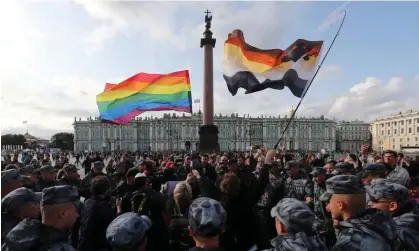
[289,106,295,113]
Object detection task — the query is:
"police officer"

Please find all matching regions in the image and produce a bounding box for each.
[367,179,419,251]
[188,197,227,251]
[361,163,387,186]
[263,198,328,251]
[283,160,314,202]
[19,165,39,190]
[1,187,41,240]
[310,167,335,247]
[106,212,151,251]
[36,165,60,192]
[320,175,399,251]
[58,164,81,187]
[1,169,25,197]
[2,185,80,251]
[331,162,357,176]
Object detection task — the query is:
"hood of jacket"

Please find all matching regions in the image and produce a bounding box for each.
[270,232,327,251]
[339,208,399,245]
[3,218,42,251]
[393,202,419,250]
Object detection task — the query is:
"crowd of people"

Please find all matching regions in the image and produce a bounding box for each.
[1,145,419,251]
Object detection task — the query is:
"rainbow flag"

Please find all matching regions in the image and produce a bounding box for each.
[223,30,323,98]
[97,70,192,125]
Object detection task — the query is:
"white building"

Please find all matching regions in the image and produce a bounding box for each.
[336,120,371,152]
[371,110,419,152]
[73,108,337,152]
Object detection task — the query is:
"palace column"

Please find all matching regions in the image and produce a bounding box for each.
[199,9,218,153]
[308,125,312,150]
[133,124,138,150]
[88,124,92,151]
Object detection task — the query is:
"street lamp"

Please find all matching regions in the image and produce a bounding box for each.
[246,125,255,147]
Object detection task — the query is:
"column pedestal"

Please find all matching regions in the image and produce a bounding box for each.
[199,125,219,153]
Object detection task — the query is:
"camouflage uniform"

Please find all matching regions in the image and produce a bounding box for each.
[1,169,25,201]
[362,163,387,188]
[58,165,82,187]
[188,197,227,238]
[1,169,25,186]
[262,198,328,251]
[1,187,42,240]
[367,179,419,251]
[283,161,314,201]
[19,165,38,190]
[331,162,356,176]
[310,168,335,247]
[106,212,152,250]
[2,185,80,251]
[35,165,61,192]
[320,175,399,251]
[2,169,25,181]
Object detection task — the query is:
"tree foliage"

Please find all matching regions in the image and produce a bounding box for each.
[49,132,74,150]
[1,134,27,147]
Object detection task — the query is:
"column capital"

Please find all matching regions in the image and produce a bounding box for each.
[200,37,216,48]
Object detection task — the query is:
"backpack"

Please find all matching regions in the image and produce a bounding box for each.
[168,203,195,251]
[131,191,153,216]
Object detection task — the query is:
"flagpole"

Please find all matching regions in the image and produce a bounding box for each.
[273,10,347,150]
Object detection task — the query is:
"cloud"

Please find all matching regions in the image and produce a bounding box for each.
[1,74,103,135]
[326,76,419,122]
[79,1,190,54]
[0,2,44,80]
[314,65,343,84]
[3,72,417,138]
[79,1,311,54]
[2,1,417,140]
[211,76,419,123]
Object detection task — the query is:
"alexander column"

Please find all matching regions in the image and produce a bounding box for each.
[199,9,218,153]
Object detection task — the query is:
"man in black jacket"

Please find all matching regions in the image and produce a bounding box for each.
[131,172,169,251]
[112,167,139,213]
[78,176,115,251]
